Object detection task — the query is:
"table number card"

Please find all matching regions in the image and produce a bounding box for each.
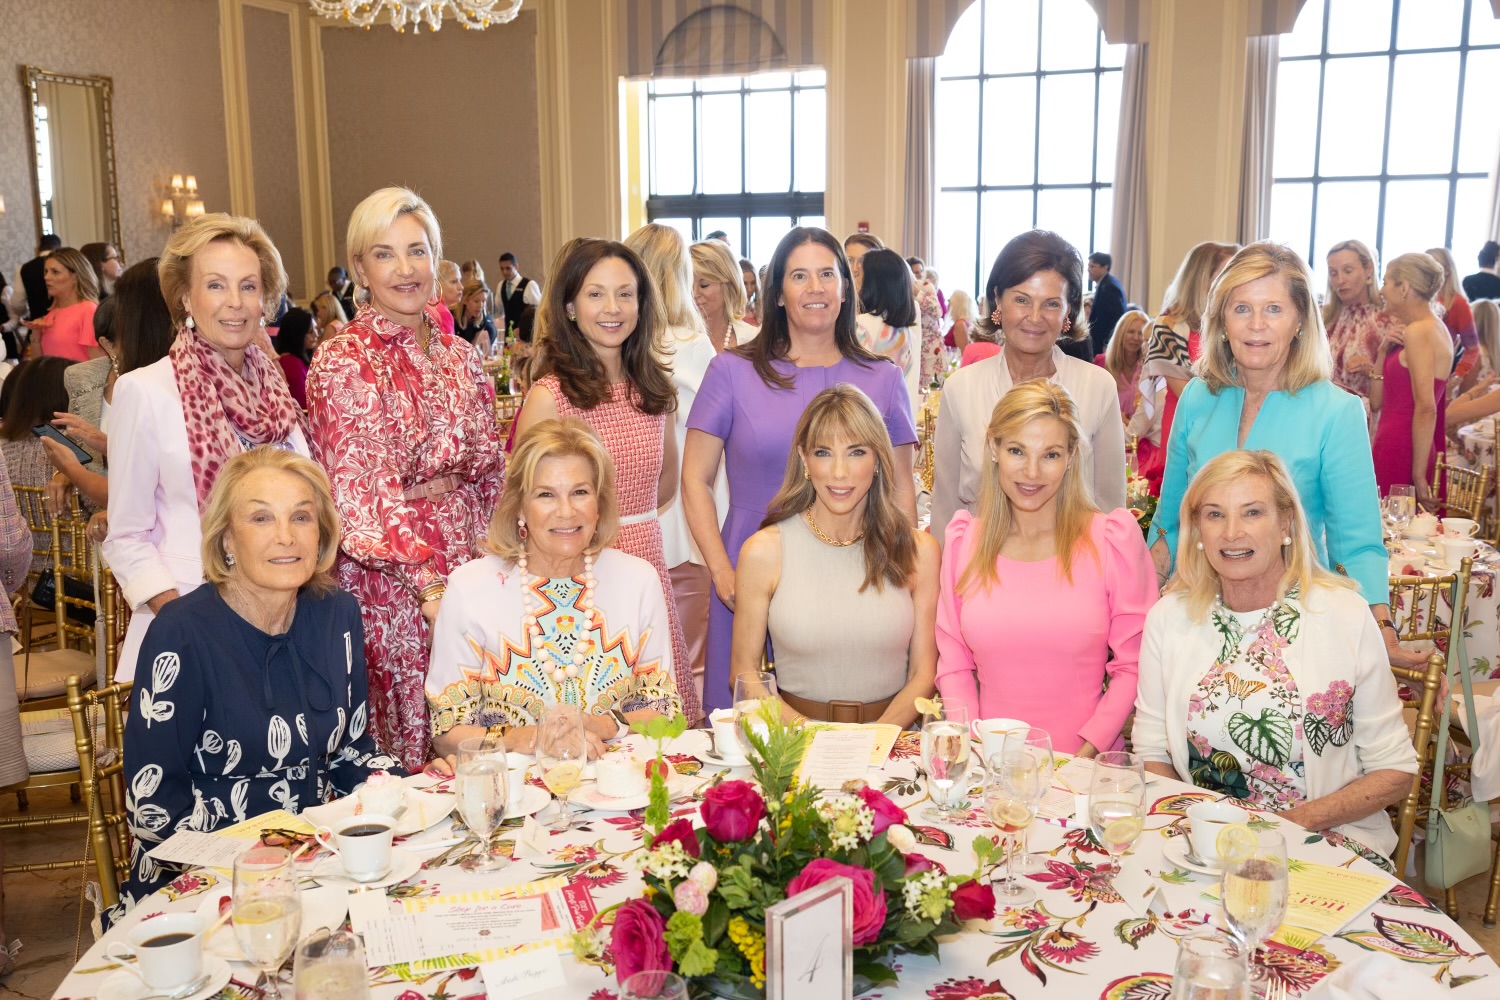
[765,876,853,1000]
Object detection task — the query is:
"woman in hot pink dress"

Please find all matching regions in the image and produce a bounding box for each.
[935,380,1156,755]
[1370,253,1452,501]
[515,238,699,722]
[307,188,503,770]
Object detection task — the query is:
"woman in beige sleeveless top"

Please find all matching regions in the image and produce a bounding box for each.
[731,384,938,726]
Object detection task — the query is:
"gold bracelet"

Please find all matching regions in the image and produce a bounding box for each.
[418,582,446,604]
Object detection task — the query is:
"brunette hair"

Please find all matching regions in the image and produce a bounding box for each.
[973,230,1086,342]
[857,249,918,328]
[487,418,619,560]
[533,238,677,415]
[843,233,884,253]
[79,242,116,289]
[456,279,490,327]
[1,357,71,441]
[113,258,175,375]
[200,447,340,594]
[274,308,314,362]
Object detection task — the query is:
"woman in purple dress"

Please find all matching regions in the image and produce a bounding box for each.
[682,227,918,714]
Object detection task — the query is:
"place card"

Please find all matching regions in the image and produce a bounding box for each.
[514,816,552,860]
[348,887,392,935]
[1111,860,1162,916]
[363,898,548,966]
[145,830,250,869]
[796,729,877,792]
[765,876,853,1000]
[481,950,566,999]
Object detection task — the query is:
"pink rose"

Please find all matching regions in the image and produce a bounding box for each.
[951,879,995,921]
[786,858,887,946]
[610,899,672,986]
[904,852,937,876]
[857,785,907,836]
[700,780,765,842]
[673,879,709,916]
[651,818,701,858]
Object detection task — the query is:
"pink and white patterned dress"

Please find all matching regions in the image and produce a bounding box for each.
[533,374,700,722]
[306,304,504,770]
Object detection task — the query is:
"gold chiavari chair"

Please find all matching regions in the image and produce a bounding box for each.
[12,484,57,651]
[98,550,132,684]
[16,493,97,714]
[917,398,939,493]
[495,393,524,439]
[73,675,133,916]
[1433,452,1491,522]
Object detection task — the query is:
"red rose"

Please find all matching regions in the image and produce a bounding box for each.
[951,879,995,921]
[700,779,765,842]
[904,852,936,876]
[610,898,672,986]
[785,858,887,947]
[650,817,701,857]
[856,785,907,835]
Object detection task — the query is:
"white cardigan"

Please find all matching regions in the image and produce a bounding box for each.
[102,356,311,681]
[1135,585,1418,858]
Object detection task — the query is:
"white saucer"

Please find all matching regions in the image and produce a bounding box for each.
[506,785,550,818]
[302,783,456,838]
[308,846,422,889]
[101,956,232,1000]
[1160,834,1222,876]
[572,772,693,811]
[701,748,751,768]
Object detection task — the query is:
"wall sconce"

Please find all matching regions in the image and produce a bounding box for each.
[161,174,203,227]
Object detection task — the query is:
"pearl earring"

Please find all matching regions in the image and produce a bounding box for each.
[1283,535,1292,546]
[185,315,196,330]
[1195,541,1204,550]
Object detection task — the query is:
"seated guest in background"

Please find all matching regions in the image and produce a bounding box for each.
[946,289,976,352]
[854,248,921,411]
[732,385,938,726]
[120,448,404,911]
[1427,247,1478,385]
[1135,449,1416,860]
[691,239,758,354]
[427,418,680,758]
[105,214,312,684]
[1323,239,1395,400]
[932,229,1126,542]
[453,280,497,357]
[739,258,760,324]
[26,247,101,362]
[1461,240,1500,303]
[959,299,1001,368]
[79,242,124,301]
[1445,300,1500,433]
[273,307,315,408]
[1,357,71,568]
[1370,252,1452,502]
[1100,309,1148,421]
[311,289,348,338]
[1471,297,1498,384]
[935,380,1155,755]
[1086,251,1126,356]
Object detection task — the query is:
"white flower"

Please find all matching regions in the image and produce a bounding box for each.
[689,861,719,891]
[816,798,875,851]
[886,823,917,854]
[640,840,694,881]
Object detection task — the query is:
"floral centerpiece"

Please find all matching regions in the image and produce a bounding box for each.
[575,709,999,998]
[1126,474,1157,540]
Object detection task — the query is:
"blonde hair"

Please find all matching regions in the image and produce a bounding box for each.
[45,248,101,304]
[626,223,706,335]
[1197,242,1332,394]
[457,279,489,326]
[1474,299,1499,376]
[200,447,340,594]
[1322,239,1381,329]
[1103,309,1149,381]
[1160,240,1239,329]
[345,186,443,292]
[960,381,1100,594]
[689,239,748,328]
[1424,247,1461,306]
[487,418,619,561]
[437,259,461,285]
[159,214,288,327]
[1386,251,1444,302]
[460,258,486,285]
[1170,449,1356,621]
[311,289,347,325]
[948,289,976,325]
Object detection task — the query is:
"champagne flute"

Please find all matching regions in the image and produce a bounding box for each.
[984,744,1043,903]
[1087,751,1146,863]
[537,702,587,831]
[293,928,370,1000]
[455,758,509,871]
[919,705,971,821]
[1220,829,1288,985]
[233,847,302,1000]
[731,672,779,762]
[1005,727,1052,874]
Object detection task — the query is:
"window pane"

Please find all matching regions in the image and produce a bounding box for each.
[1396,0,1463,50]
[745,92,791,192]
[984,0,1038,75]
[700,95,743,193]
[1100,37,1126,69]
[698,75,740,92]
[1326,0,1393,54]
[1281,0,1326,58]
[937,79,981,187]
[1092,187,1114,258]
[1459,50,1500,174]
[797,216,825,232]
[1388,54,1459,175]
[1095,69,1123,182]
[1379,179,1451,263]
[1450,177,1492,268]
[936,190,980,296]
[651,78,692,95]
[1317,56,1389,176]
[1036,188,1093,260]
[749,217,791,264]
[981,77,1036,185]
[942,2,982,77]
[1471,3,1500,45]
[794,89,826,192]
[701,217,742,253]
[651,97,694,195]
[1040,0,1101,72]
[981,190,1035,269]
[1269,182,1315,262]
[1273,60,1321,177]
[746,72,790,90]
[1312,180,1380,266]
[795,69,826,87]
[1037,73,1094,184]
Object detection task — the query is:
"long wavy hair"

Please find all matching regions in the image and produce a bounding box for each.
[741,227,883,390]
[1322,238,1382,330]
[959,381,1100,594]
[533,238,677,415]
[1103,309,1149,381]
[626,223,706,336]
[1159,240,1239,330]
[761,384,916,592]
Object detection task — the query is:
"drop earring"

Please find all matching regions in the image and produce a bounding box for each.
[185,315,196,330]
[518,518,528,540]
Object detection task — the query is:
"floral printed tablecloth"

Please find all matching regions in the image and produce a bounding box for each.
[1388,537,1500,681]
[54,731,1497,1000]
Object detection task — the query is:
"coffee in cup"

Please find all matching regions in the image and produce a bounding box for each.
[1184,800,1250,866]
[105,913,205,990]
[315,813,395,880]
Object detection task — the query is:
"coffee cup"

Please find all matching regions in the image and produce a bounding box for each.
[1409,512,1439,536]
[972,717,1027,763]
[1442,517,1479,538]
[505,751,530,808]
[315,813,395,880]
[105,913,205,990]
[709,709,750,764]
[1184,800,1250,866]
[1441,536,1480,569]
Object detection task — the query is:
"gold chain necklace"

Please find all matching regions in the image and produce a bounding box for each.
[803,509,863,547]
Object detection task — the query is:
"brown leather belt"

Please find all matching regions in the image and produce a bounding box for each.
[779,689,893,724]
[403,474,463,502]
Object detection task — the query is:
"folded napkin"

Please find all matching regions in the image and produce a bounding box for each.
[1313,951,1448,998]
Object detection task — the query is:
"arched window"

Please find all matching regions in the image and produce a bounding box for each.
[933,0,1125,296]
[1269,0,1500,271]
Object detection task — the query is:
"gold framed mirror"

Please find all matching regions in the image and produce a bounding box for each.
[21,65,121,248]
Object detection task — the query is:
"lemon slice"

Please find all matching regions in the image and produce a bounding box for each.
[913,695,944,719]
[1104,816,1143,847]
[542,761,582,795]
[1215,823,1257,864]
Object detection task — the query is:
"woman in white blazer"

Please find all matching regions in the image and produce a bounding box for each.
[103,216,311,682]
[690,238,759,355]
[1135,449,1416,860]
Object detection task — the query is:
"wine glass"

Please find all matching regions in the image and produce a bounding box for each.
[984,743,1045,903]
[731,672,779,762]
[233,847,302,1000]
[1087,751,1146,864]
[537,702,587,831]
[1004,727,1053,874]
[1168,930,1248,1000]
[919,705,971,822]
[455,758,509,871]
[293,928,370,1000]
[1220,829,1288,985]
[620,971,689,1000]
[1386,484,1416,540]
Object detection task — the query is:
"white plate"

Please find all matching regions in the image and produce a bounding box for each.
[1160,834,1222,876]
[571,772,694,812]
[302,783,456,838]
[506,785,551,818]
[196,884,350,961]
[100,956,232,1000]
[700,748,751,768]
[308,846,423,890]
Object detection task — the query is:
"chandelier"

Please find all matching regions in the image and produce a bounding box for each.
[308,0,522,32]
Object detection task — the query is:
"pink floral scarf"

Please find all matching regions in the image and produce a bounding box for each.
[170,327,307,510]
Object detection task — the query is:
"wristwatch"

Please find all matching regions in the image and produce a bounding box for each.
[1376,617,1397,634]
[608,708,630,739]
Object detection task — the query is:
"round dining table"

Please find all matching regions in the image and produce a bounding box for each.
[55,729,1498,1000]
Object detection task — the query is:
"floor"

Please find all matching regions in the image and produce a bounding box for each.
[1,784,1499,998]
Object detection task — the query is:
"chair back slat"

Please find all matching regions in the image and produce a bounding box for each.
[69,675,133,913]
[1434,452,1491,522]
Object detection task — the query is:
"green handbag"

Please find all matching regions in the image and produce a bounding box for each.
[1423,636,1490,890]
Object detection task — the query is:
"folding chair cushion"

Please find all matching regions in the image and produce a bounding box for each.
[19,707,98,774]
[16,648,96,700]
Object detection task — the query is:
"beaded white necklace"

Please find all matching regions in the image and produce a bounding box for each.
[517,544,598,685]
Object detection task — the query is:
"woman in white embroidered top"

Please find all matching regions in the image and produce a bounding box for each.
[1134,449,1417,861]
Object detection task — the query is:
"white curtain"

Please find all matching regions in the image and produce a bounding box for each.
[1238,34,1280,244]
[1109,43,1149,308]
[903,57,936,263]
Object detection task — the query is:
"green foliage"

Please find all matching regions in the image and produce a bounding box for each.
[637,713,689,840]
[971,834,999,876]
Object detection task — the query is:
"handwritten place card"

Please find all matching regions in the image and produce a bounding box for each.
[766,876,853,1000]
[796,729,877,792]
[481,950,566,1000]
[146,830,251,869]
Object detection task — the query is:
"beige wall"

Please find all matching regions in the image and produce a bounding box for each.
[0,0,230,279]
[243,5,306,300]
[322,11,542,282]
